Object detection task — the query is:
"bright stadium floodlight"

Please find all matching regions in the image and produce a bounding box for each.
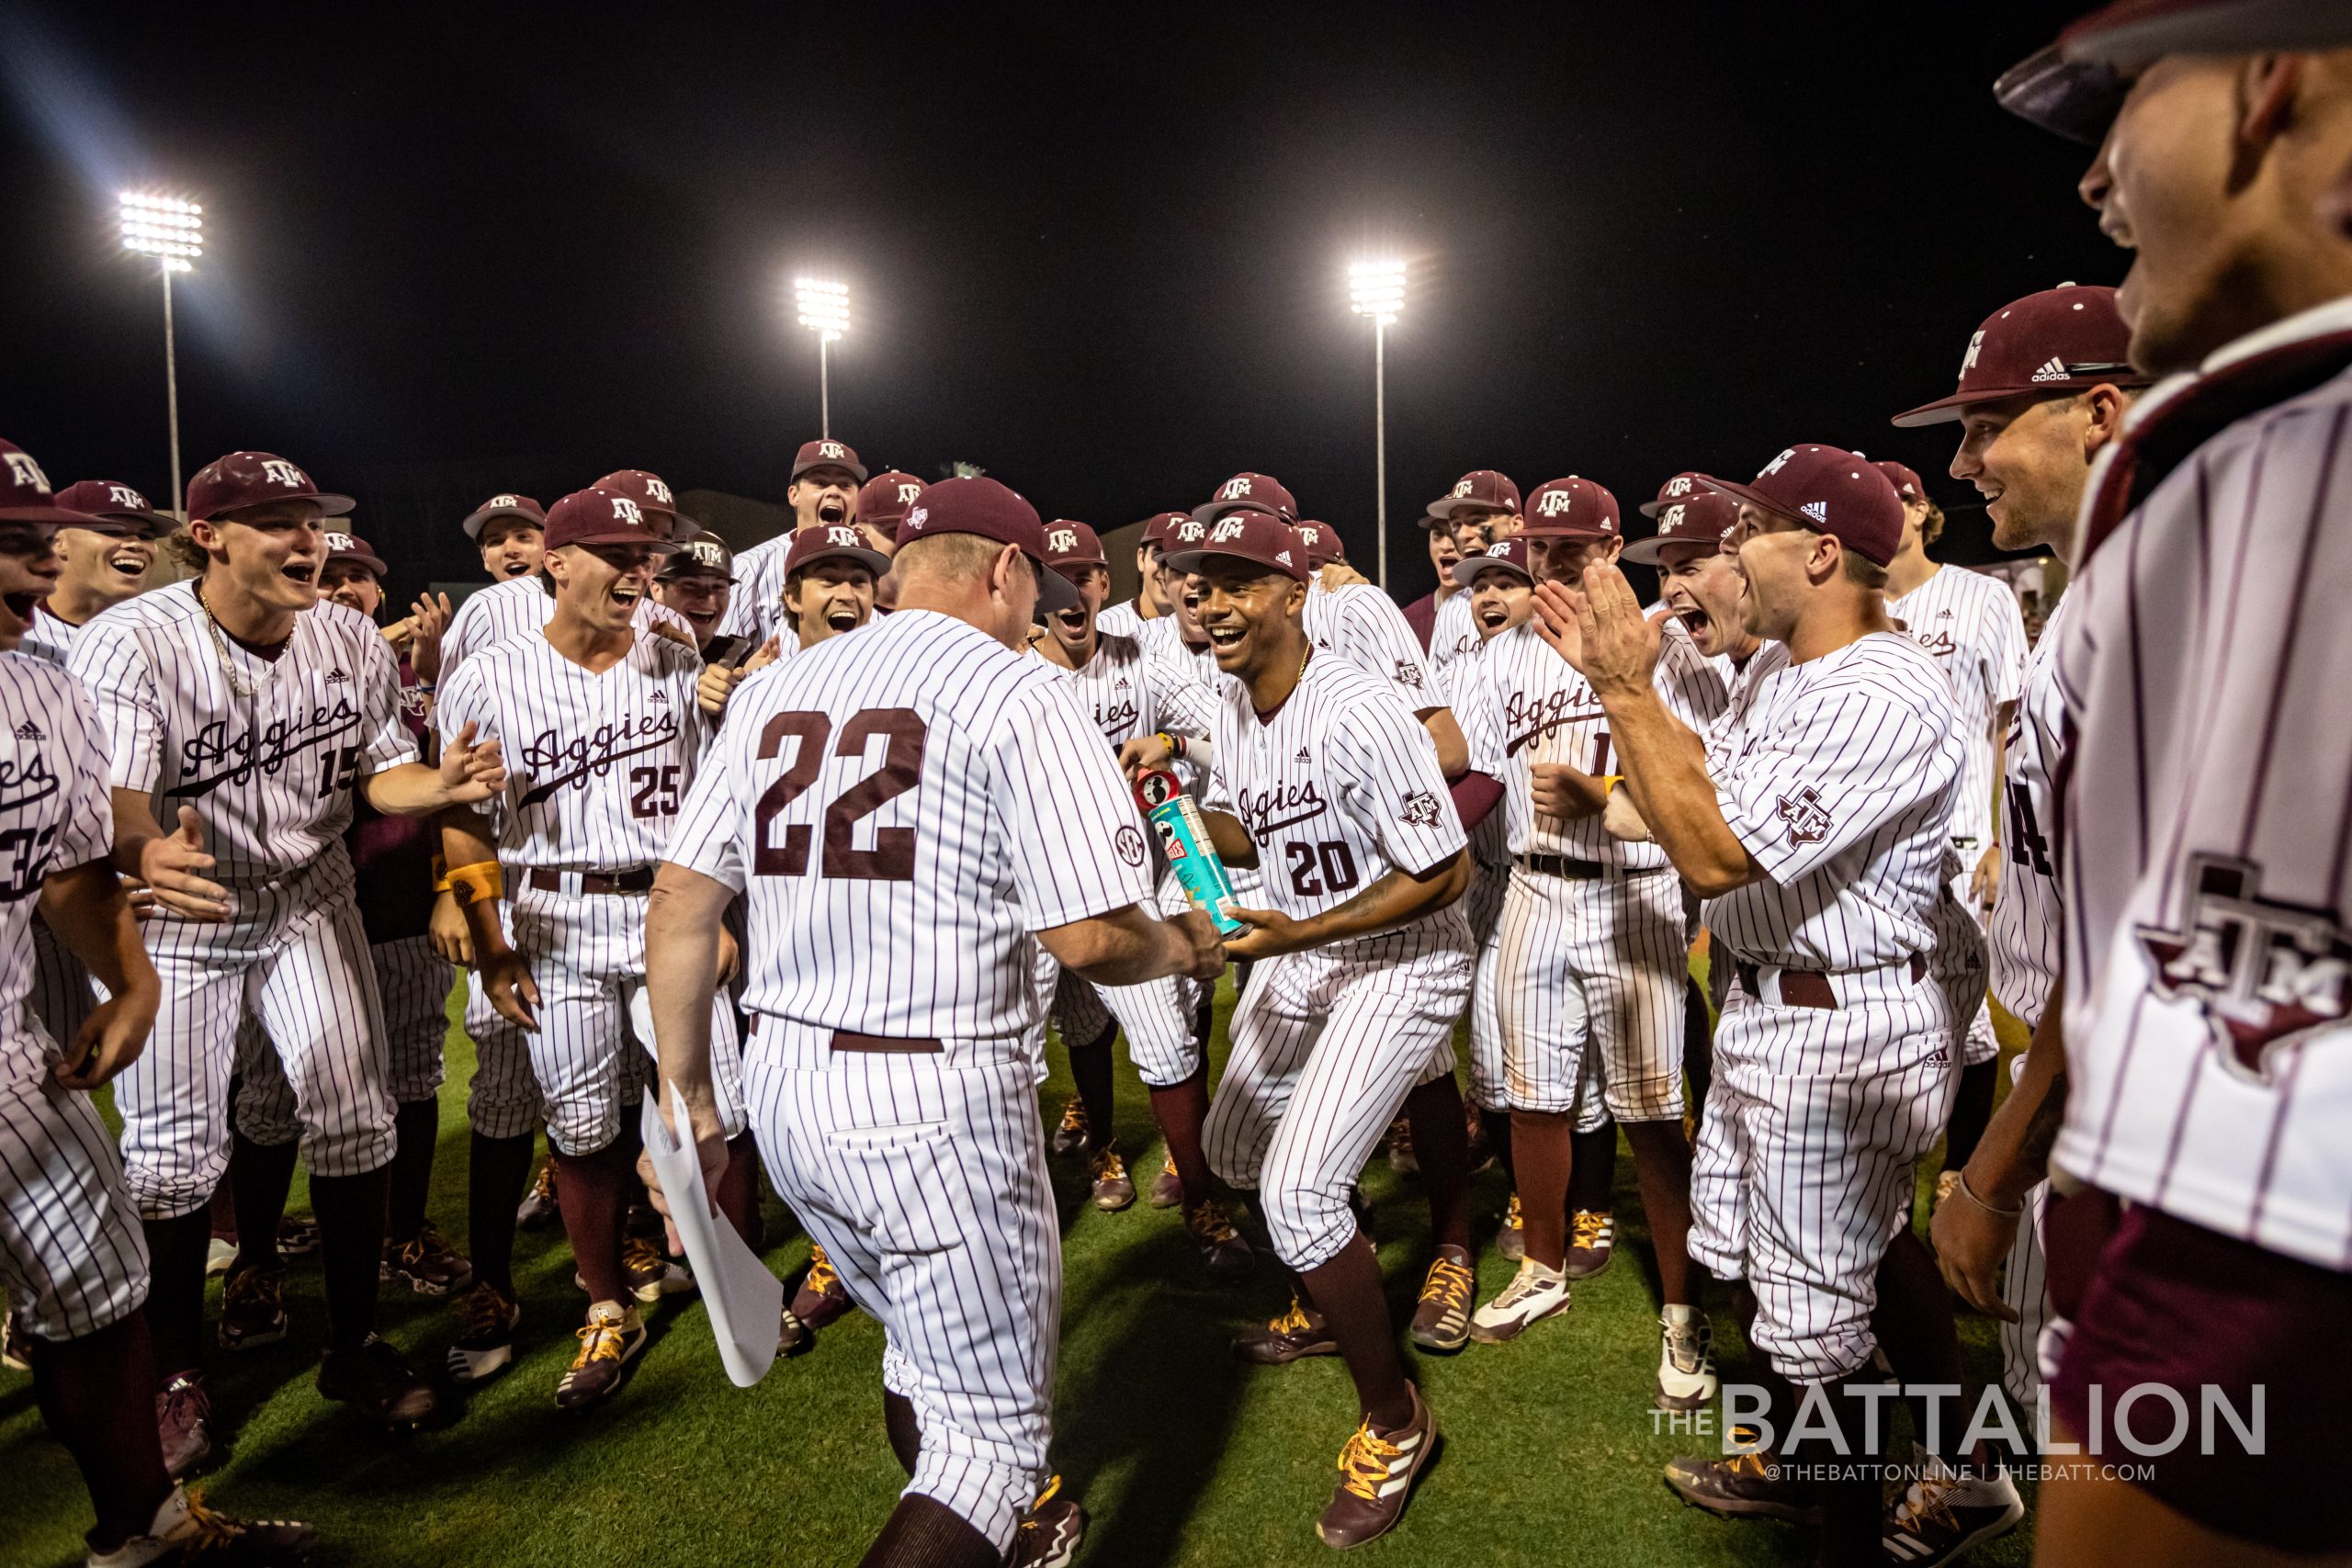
[119,191,205,519]
[793,276,851,437]
[1349,258,1407,587]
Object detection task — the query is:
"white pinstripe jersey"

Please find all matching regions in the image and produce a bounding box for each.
[17,604,83,670]
[71,585,416,886]
[436,630,710,872]
[1037,631,1215,749]
[1887,564,2027,846]
[1208,651,1465,932]
[1138,615,1221,690]
[1302,581,1440,712]
[1987,591,2071,1027]
[443,574,695,675]
[1455,615,1727,867]
[0,657,114,1082]
[1424,590,1481,699]
[2052,299,2352,1269]
[1701,632,1964,971]
[1096,599,1147,640]
[715,534,791,645]
[665,608,1155,1043]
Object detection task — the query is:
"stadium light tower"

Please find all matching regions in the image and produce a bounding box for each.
[1349,258,1406,589]
[794,276,850,438]
[119,191,203,518]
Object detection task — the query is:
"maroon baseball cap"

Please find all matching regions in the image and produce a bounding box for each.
[1415,509,1451,532]
[54,479,170,536]
[460,492,547,541]
[1044,520,1108,571]
[323,528,388,578]
[1996,2,2348,143]
[1450,536,1535,588]
[783,524,888,581]
[1427,469,1521,522]
[1871,460,1928,503]
[1623,490,1740,566]
[1292,520,1345,569]
[1521,476,1622,540]
[186,452,355,523]
[0,442,106,527]
[1637,471,1709,520]
[592,468,695,530]
[1698,445,1904,567]
[789,439,867,484]
[1891,285,2146,427]
[895,476,1080,612]
[543,487,682,553]
[660,531,737,581]
[1192,471,1297,525]
[1162,510,1311,583]
[857,470,926,530]
[1138,510,1193,548]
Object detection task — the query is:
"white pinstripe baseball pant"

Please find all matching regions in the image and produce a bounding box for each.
[509,884,745,1156]
[233,934,459,1142]
[1686,960,1955,1382]
[1463,858,1510,1112]
[1055,874,1205,1088]
[0,1068,151,1341]
[28,916,96,1056]
[1495,865,1688,1122]
[1935,870,1998,1066]
[117,872,398,1220]
[1205,920,1473,1269]
[463,906,544,1140]
[745,1021,1059,1555]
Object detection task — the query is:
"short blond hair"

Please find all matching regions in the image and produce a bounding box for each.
[162,526,209,577]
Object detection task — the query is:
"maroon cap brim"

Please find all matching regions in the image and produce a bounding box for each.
[1427,493,1517,521]
[462,505,543,540]
[1621,535,1722,567]
[791,457,869,484]
[334,551,390,577]
[1034,560,1080,613]
[1994,43,2128,144]
[0,504,107,528]
[206,491,357,522]
[1189,498,1285,526]
[558,529,683,553]
[1890,368,2149,428]
[787,543,892,581]
[1449,555,1532,588]
[1159,546,1309,584]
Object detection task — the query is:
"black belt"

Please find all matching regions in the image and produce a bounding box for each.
[1516,853,1668,880]
[1735,954,1927,1010]
[742,1015,944,1055]
[526,866,655,895]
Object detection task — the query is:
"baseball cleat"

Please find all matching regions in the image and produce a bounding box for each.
[1882,1448,2024,1567]
[788,1246,853,1330]
[1087,1144,1136,1211]
[445,1280,522,1385]
[1656,1306,1718,1411]
[86,1483,317,1567]
[2,1308,28,1371]
[1008,1474,1086,1568]
[1182,1197,1254,1281]
[1563,1209,1614,1279]
[382,1221,474,1296]
[621,1236,695,1303]
[1468,1258,1570,1344]
[316,1335,437,1427]
[515,1160,559,1227]
[1049,1098,1091,1157]
[1232,1297,1339,1364]
[1148,1155,1183,1209]
[275,1215,320,1258]
[555,1301,646,1411]
[154,1373,215,1481]
[1316,1383,1438,1549]
[1384,1114,1418,1175]
[776,1306,811,1357]
[204,1237,238,1278]
[1408,1247,1476,1351]
[217,1267,288,1351]
[1664,1437,1820,1525]
[1493,1193,1525,1263]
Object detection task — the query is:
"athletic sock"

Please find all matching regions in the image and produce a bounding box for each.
[1302,1231,1412,1430]
[227,1131,299,1274]
[857,1495,1000,1568]
[1147,1061,1214,1203]
[28,1313,175,1553]
[386,1098,442,1244]
[307,1166,391,1355]
[467,1130,535,1295]
[1068,1021,1117,1143]
[1403,1075,1472,1252]
[553,1142,634,1307]
[138,1212,212,1382]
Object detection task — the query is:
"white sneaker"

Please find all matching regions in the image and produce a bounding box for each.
[1882,1447,2025,1566]
[1467,1258,1569,1343]
[1657,1304,1718,1410]
[204,1237,237,1277]
[87,1482,317,1567]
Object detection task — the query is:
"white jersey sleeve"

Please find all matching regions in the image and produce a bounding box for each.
[717,536,790,644]
[1332,694,1467,877]
[68,614,165,795]
[1306,583,1442,712]
[356,617,418,775]
[1987,593,2070,1026]
[993,680,1157,930]
[35,670,116,876]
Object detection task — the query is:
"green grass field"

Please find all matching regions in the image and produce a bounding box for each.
[0,975,2034,1568]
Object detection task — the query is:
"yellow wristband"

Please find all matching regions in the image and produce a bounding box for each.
[445,861,504,907]
[1601,774,1626,796]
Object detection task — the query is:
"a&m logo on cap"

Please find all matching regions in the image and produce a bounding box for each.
[645,477,673,506]
[1535,490,1576,518]
[1218,476,1252,501]
[688,538,728,568]
[109,484,146,509]
[896,481,922,503]
[825,526,859,547]
[1210,517,1249,543]
[1660,504,1687,529]
[818,441,846,461]
[326,532,356,553]
[1664,476,1697,499]
[5,451,51,492]
[1452,479,1474,497]
[489,493,519,508]
[1175,519,1205,543]
[1961,330,1986,375]
[259,458,309,490]
[1759,448,1797,478]
[611,496,644,525]
[1048,526,1078,554]
[1487,541,1510,556]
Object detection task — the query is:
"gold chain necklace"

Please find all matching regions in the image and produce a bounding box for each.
[195,583,266,700]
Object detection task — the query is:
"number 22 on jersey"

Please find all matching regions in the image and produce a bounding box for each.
[752,708,927,881]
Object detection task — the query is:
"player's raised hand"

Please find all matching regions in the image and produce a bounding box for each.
[1318,560,1371,591]
[407,591,454,686]
[1117,732,1177,780]
[743,634,783,674]
[52,987,159,1090]
[1221,905,1306,961]
[140,806,230,921]
[1971,842,2003,912]
[1569,562,1661,696]
[439,720,508,804]
[1928,1172,2022,1321]
[479,948,541,1032]
[1530,579,1589,670]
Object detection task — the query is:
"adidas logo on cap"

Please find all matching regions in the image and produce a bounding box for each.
[2030,356,2069,382]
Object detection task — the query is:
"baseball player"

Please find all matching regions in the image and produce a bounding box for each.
[1449,479,1725,1417]
[436,486,753,1409]
[462,492,547,584]
[1396,510,1464,653]
[850,469,925,615]
[1032,521,1251,1275]
[1163,509,1476,1547]
[1891,286,2144,1445]
[1095,511,1189,639]
[1422,470,1522,689]
[642,477,1219,1567]
[717,438,868,645]
[0,440,319,1565]
[70,450,509,1447]
[1544,446,2000,1560]
[1873,459,2028,1201]
[651,532,737,650]
[1994,14,2352,1562]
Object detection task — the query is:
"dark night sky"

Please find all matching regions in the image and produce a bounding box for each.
[1,2,2109,604]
